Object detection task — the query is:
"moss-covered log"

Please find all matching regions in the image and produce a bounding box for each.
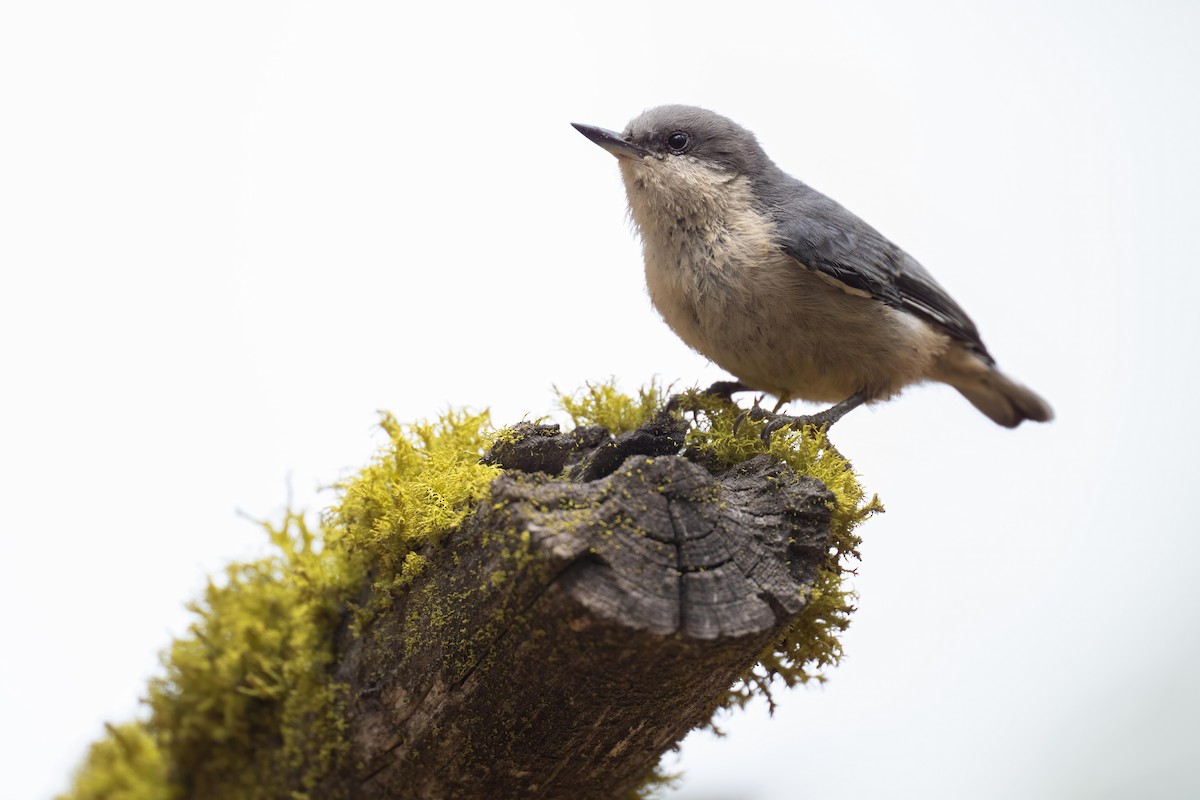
[61,386,879,800]
[328,428,834,799]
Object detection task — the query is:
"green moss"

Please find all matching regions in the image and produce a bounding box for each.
[623,764,681,799]
[58,722,170,800]
[64,409,503,800]
[557,379,664,434]
[144,511,357,799]
[398,551,429,586]
[326,409,500,615]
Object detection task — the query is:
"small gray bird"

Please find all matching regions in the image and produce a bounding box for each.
[572,105,1052,429]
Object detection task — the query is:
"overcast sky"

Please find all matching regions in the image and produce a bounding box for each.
[2,2,1198,798]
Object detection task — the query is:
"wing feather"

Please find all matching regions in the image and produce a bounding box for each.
[770,186,992,361]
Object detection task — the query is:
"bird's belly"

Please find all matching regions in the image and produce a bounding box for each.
[645,251,948,403]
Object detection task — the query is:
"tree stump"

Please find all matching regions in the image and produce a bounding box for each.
[329,421,834,799]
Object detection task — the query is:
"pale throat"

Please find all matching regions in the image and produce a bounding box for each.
[619,158,746,227]
[618,158,772,270]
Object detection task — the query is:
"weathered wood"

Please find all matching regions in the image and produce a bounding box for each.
[329,424,833,800]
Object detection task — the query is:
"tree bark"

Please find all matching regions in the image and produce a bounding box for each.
[329,423,834,799]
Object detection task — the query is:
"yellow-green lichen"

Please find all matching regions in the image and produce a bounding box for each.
[398,514,549,682]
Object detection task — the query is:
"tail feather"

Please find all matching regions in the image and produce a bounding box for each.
[936,351,1053,428]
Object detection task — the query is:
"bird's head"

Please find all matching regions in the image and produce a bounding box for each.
[573,105,775,212]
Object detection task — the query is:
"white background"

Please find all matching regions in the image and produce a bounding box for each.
[2,2,1198,798]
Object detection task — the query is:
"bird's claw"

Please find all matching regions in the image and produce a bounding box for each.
[760,412,810,444]
[731,405,768,436]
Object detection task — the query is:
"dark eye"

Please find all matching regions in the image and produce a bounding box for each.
[666,132,690,153]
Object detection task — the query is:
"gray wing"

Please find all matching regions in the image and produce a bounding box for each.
[770,187,992,362]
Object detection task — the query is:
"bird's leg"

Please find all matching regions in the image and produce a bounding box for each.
[760,392,867,443]
[701,380,750,402]
[666,380,750,413]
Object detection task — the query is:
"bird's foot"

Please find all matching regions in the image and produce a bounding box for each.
[758,393,867,444]
[731,402,769,436]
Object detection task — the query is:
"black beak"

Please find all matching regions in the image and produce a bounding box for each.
[571,123,651,159]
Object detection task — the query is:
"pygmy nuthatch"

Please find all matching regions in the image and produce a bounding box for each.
[572,105,1052,429]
